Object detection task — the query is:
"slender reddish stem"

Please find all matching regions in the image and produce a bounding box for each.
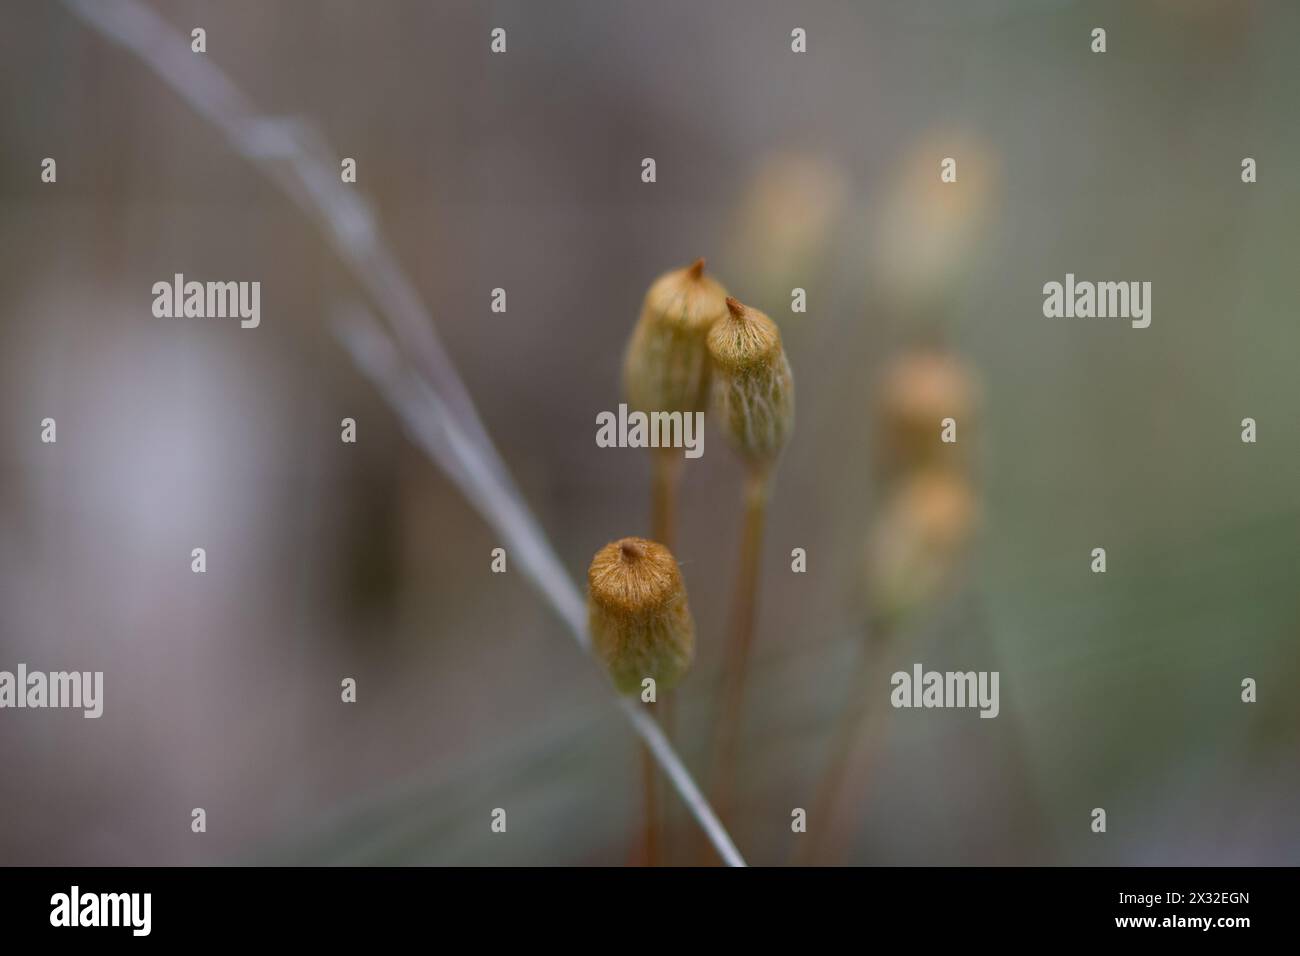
[709,467,771,836]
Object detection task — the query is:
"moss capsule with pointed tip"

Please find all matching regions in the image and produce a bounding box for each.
[587,537,695,695]
[707,297,795,468]
[623,258,729,416]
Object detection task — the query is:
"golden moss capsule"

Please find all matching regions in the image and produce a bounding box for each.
[623,259,729,416]
[587,537,695,694]
[706,297,795,467]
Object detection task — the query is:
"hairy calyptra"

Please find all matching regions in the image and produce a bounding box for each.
[623,259,729,417]
[587,538,695,695]
[706,297,795,468]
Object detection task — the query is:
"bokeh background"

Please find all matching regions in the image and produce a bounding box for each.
[1,0,1297,865]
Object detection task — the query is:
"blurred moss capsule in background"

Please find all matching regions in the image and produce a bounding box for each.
[875,348,978,481]
[865,469,979,634]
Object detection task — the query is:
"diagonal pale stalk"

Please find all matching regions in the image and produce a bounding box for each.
[709,465,771,830]
[65,0,747,868]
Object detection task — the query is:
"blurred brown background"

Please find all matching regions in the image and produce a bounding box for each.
[1,0,1297,865]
